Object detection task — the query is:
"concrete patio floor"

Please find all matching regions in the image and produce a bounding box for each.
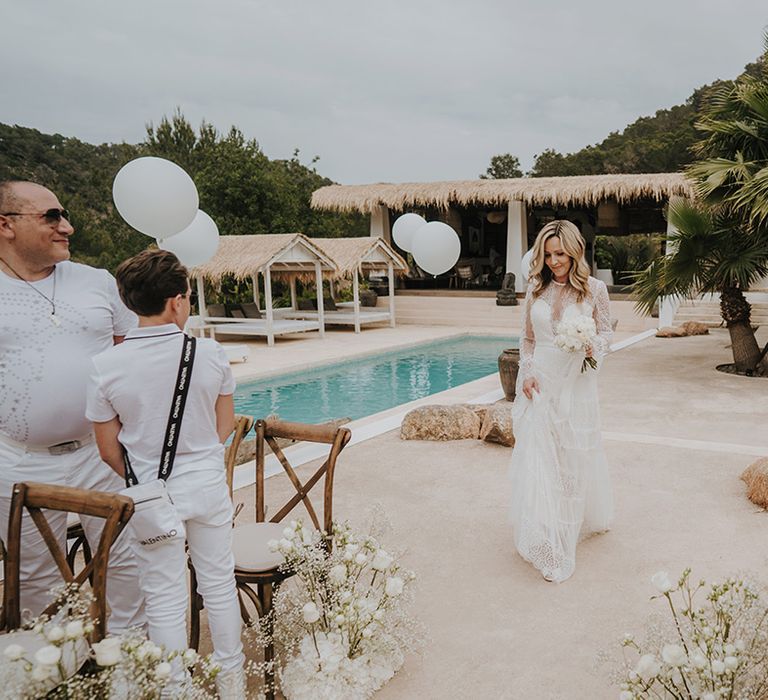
[214,322,768,699]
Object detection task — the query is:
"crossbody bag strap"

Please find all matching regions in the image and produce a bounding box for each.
[124,334,197,487]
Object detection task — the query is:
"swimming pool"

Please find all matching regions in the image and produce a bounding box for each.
[233,334,516,425]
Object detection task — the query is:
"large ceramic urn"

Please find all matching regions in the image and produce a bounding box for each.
[498,348,520,401]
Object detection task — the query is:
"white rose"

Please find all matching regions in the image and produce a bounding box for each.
[354,553,367,566]
[31,664,53,682]
[302,602,320,624]
[34,645,62,666]
[334,614,345,625]
[690,651,707,669]
[724,655,739,671]
[371,550,394,572]
[724,643,736,655]
[328,564,347,585]
[155,661,173,680]
[182,649,198,667]
[661,644,687,667]
[650,571,674,593]
[282,527,294,539]
[635,654,661,682]
[267,539,279,552]
[279,538,293,552]
[65,620,85,640]
[92,637,123,667]
[143,641,163,661]
[711,659,726,675]
[45,625,65,643]
[3,643,25,661]
[385,576,404,597]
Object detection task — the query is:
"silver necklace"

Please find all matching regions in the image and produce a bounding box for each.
[0,257,60,326]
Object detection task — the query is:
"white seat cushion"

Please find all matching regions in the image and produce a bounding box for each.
[232,522,287,573]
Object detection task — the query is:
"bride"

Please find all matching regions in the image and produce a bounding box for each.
[509,220,613,583]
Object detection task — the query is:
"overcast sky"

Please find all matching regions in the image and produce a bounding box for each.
[2,1,766,184]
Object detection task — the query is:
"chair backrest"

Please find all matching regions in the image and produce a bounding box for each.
[206,303,226,318]
[255,418,351,534]
[224,414,255,498]
[1,483,134,640]
[239,302,262,319]
[457,265,473,279]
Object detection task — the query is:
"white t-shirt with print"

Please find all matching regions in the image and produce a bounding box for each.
[86,325,236,483]
[0,261,136,446]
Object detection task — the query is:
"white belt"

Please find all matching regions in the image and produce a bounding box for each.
[0,431,94,456]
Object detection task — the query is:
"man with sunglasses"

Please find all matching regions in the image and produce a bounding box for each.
[0,180,144,632]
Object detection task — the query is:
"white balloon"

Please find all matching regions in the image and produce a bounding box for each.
[113,157,199,238]
[411,222,461,276]
[392,213,426,253]
[158,210,220,267]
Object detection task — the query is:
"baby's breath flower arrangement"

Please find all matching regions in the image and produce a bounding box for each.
[614,569,768,700]
[0,584,218,699]
[265,519,423,700]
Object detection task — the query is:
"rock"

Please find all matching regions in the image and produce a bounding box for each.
[479,403,515,447]
[400,405,481,441]
[466,404,490,424]
[681,321,709,336]
[741,457,768,508]
[656,326,688,338]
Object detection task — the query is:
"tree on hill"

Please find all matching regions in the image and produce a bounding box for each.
[479,153,523,179]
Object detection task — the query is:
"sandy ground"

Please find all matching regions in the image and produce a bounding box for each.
[204,326,768,699]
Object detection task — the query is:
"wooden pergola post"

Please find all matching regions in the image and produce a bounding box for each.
[314,261,325,338]
[289,275,297,310]
[264,265,274,346]
[352,269,361,334]
[387,261,395,327]
[251,273,259,307]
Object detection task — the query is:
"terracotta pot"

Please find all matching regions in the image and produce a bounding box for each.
[498,348,520,401]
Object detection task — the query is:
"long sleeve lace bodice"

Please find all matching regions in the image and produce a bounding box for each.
[519,276,612,381]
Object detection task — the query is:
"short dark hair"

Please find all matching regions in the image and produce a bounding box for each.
[115,249,189,316]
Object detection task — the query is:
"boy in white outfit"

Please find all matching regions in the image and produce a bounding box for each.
[86,250,245,698]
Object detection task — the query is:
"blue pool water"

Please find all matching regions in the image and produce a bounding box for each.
[233,335,516,425]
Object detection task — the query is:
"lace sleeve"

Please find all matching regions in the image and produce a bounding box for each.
[589,277,612,358]
[519,286,536,380]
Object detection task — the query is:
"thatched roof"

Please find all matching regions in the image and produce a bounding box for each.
[310,237,408,278]
[190,233,337,281]
[311,173,695,213]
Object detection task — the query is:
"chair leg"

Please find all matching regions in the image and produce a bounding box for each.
[189,565,203,651]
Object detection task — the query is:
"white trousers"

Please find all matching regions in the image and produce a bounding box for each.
[0,439,146,634]
[130,468,244,674]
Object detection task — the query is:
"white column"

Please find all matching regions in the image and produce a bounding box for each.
[264,265,274,346]
[658,196,684,328]
[289,276,297,310]
[505,200,527,293]
[370,205,391,243]
[196,275,207,318]
[315,262,325,338]
[352,270,361,333]
[387,261,395,327]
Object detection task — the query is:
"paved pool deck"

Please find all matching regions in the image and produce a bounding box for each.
[214,314,768,698]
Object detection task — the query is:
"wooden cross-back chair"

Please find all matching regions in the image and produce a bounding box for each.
[189,417,351,699]
[1,482,134,641]
[188,413,254,650]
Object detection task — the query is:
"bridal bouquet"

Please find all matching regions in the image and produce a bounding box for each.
[266,519,422,700]
[554,314,598,372]
[613,569,768,700]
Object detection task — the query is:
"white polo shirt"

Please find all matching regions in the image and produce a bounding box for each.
[0,261,136,446]
[86,325,235,483]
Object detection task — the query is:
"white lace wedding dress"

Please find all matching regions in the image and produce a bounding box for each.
[509,276,613,582]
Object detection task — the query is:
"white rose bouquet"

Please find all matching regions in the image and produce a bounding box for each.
[0,584,219,699]
[264,518,423,700]
[553,314,598,372]
[613,569,768,700]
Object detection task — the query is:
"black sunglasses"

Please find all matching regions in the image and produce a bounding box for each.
[1,208,71,223]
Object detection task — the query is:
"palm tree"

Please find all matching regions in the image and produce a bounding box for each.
[633,198,768,373]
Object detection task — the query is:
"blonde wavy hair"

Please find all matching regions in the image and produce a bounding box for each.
[528,220,591,300]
